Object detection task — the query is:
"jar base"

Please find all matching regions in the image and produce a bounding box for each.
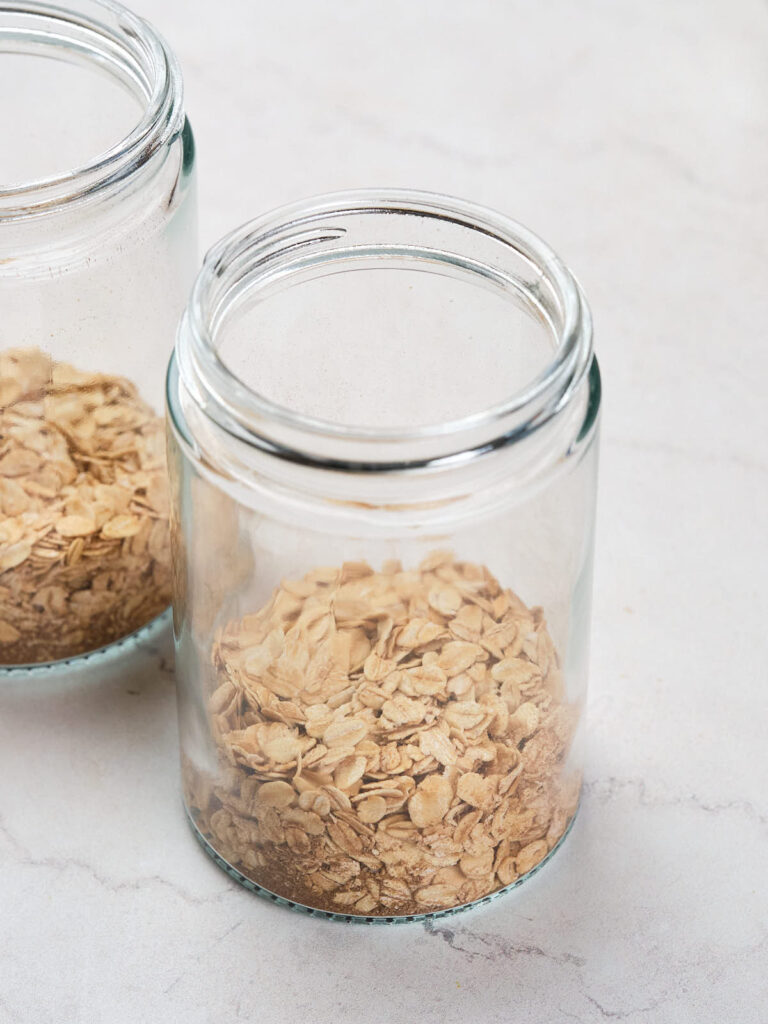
[0,607,171,680]
[184,800,579,925]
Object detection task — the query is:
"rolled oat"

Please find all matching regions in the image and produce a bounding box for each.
[0,348,170,665]
[184,552,581,916]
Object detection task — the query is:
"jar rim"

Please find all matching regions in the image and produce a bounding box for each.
[172,189,595,473]
[0,0,183,219]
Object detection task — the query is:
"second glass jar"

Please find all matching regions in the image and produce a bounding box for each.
[168,190,600,921]
[0,0,196,671]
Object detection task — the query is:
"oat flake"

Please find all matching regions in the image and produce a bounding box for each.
[0,348,171,664]
[184,553,581,916]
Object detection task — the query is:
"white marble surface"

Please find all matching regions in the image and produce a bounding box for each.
[2,1,767,1021]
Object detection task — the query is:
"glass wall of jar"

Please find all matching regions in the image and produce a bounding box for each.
[168,190,600,921]
[0,0,196,671]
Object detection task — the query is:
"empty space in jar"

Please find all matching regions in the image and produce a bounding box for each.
[216,263,555,433]
[0,52,143,188]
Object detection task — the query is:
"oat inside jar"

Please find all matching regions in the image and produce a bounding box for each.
[0,349,171,666]
[184,554,581,917]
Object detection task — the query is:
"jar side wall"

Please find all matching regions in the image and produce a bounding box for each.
[170,412,596,917]
[0,126,196,667]
[0,130,196,409]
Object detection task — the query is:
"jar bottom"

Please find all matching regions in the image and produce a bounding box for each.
[184,798,580,924]
[0,606,170,679]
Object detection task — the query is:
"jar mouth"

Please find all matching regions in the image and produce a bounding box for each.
[0,0,183,219]
[173,189,594,472]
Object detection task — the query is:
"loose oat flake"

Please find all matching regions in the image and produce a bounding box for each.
[184,552,581,916]
[0,348,171,665]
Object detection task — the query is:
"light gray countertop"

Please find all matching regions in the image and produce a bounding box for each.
[1,1,767,1021]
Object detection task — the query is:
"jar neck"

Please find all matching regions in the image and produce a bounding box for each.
[0,0,184,222]
[168,355,600,537]
[173,190,594,477]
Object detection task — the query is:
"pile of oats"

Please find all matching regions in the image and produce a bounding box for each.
[0,348,171,665]
[185,553,581,916]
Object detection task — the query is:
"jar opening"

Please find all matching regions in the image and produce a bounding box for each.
[0,0,183,218]
[172,190,594,472]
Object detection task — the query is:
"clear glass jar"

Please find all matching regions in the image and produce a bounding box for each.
[0,0,196,671]
[168,190,600,922]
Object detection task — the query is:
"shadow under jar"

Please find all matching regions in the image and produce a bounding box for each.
[168,190,600,922]
[0,0,196,672]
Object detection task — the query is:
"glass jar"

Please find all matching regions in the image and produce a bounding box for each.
[168,190,600,922]
[0,0,196,671]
